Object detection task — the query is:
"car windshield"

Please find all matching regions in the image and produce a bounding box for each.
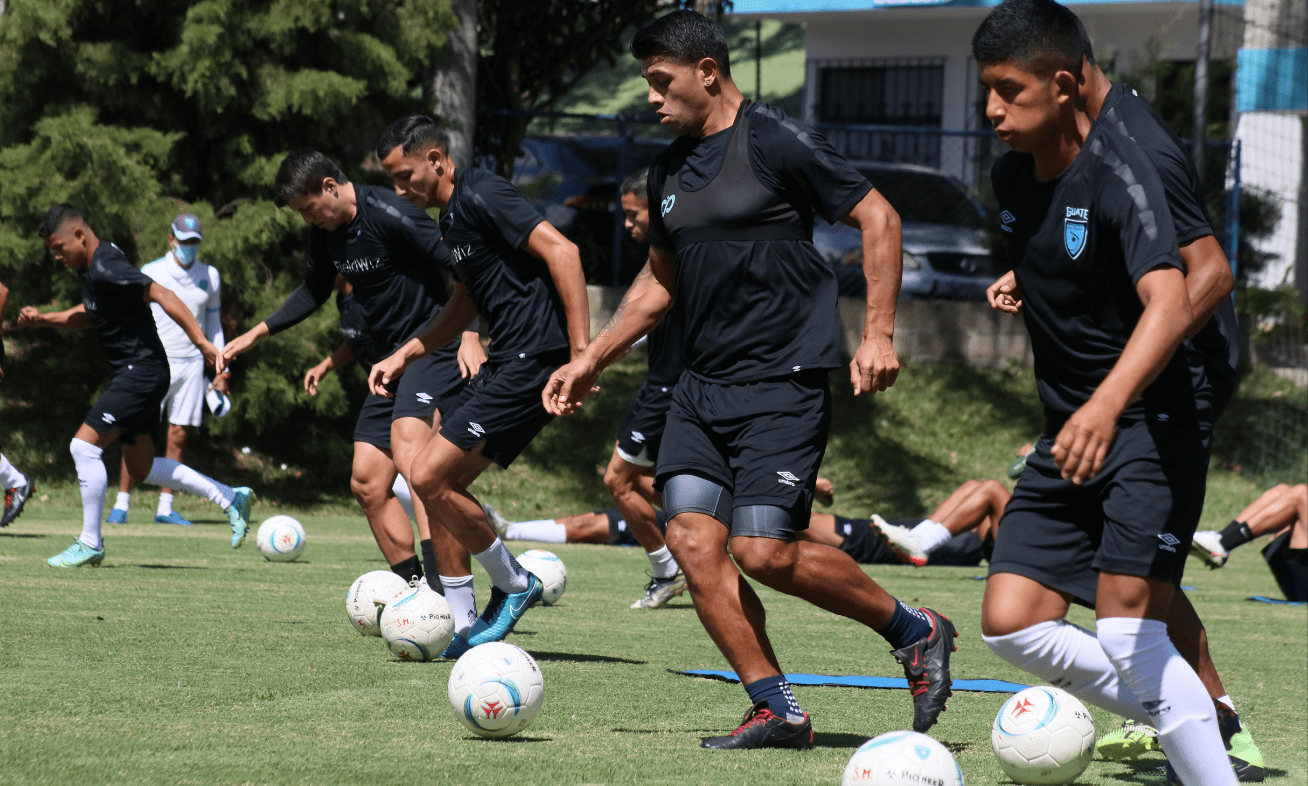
[856,166,988,230]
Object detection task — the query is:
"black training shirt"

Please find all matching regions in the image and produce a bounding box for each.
[647,100,872,383]
[265,185,451,355]
[645,307,685,388]
[80,242,167,370]
[337,290,378,369]
[992,121,1208,423]
[441,167,570,361]
[1099,82,1239,383]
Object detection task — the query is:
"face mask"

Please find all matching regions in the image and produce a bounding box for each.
[174,244,199,265]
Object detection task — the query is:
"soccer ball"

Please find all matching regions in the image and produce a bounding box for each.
[380,584,455,661]
[516,549,566,605]
[256,515,306,562]
[448,642,544,738]
[842,730,964,786]
[345,570,411,637]
[992,686,1096,784]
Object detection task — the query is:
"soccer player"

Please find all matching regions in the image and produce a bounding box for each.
[971,3,1235,784]
[543,10,956,748]
[371,115,590,654]
[22,204,254,566]
[1,277,37,528]
[984,3,1262,779]
[607,167,686,608]
[221,151,481,594]
[1191,483,1307,582]
[107,213,228,526]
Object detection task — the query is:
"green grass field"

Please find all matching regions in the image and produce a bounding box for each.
[2,503,1304,786]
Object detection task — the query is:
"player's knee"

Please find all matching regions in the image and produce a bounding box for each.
[409,463,453,506]
[349,474,389,511]
[603,463,631,498]
[731,538,795,584]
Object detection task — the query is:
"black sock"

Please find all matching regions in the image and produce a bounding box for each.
[390,555,423,583]
[876,599,933,649]
[1219,520,1254,551]
[420,539,444,594]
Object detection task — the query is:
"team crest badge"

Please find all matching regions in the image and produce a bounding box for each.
[1063,206,1089,259]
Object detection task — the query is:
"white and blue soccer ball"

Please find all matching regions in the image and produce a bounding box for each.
[516,549,566,606]
[842,730,964,786]
[380,584,455,661]
[345,570,411,637]
[256,515,306,562]
[992,686,1096,784]
[448,642,544,738]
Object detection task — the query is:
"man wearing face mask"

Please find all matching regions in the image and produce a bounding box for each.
[107,213,229,526]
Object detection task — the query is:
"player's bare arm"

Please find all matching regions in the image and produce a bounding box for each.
[304,340,355,395]
[1052,266,1193,485]
[840,187,903,396]
[543,251,674,417]
[1177,235,1234,336]
[367,282,478,397]
[523,221,590,359]
[16,303,91,330]
[987,269,1023,314]
[146,282,220,371]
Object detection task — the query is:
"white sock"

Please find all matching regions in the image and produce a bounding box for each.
[391,475,416,523]
[145,458,234,510]
[1217,694,1235,711]
[505,519,567,543]
[473,537,530,592]
[1097,618,1237,786]
[156,491,174,516]
[911,519,954,554]
[647,545,680,579]
[983,620,1149,722]
[441,574,478,637]
[114,491,131,512]
[70,439,106,550]
[0,454,27,489]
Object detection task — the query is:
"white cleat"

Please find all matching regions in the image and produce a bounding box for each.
[873,514,927,567]
[482,501,511,539]
[1189,530,1229,568]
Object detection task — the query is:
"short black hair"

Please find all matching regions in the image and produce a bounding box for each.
[631,9,731,78]
[273,150,349,207]
[972,0,1094,78]
[621,168,649,199]
[37,204,87,238]
[376,114,451,161]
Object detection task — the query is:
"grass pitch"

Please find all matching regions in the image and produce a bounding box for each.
[1,504,1304,786]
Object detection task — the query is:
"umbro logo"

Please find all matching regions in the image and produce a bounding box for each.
[1000,210,1016,233]
[661,194,675,217]
[776,471,800,487]
[467,422,486,438]
[101,413,117,424]
[630,430,646,443]
[416,392,432,404]
[1156,413,1169,422]
[1157,533,1181,552]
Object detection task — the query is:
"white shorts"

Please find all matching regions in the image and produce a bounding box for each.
[162,356,206,428]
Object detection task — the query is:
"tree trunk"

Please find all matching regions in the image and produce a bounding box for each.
[429,0,478,167]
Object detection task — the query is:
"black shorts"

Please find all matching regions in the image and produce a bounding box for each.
[836,515,986,567]
[1263,531,1308,603]
[438,349,567,468]
[657,370,832,530]
[615,380,676,467]
[353,350,468,450]
[988,417,1211,607]
[85,362,170,445]
[604,507,671,546]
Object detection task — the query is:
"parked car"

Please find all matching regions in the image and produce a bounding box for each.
[812,162,1001,300]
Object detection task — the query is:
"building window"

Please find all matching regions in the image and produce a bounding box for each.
[815,58,945,126]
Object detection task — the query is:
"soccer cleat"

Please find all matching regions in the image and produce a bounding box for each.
[106,508,128,524]
[154,512,193,526]
[47,538,105,567]
[2,478,35,528]
[700,702,814,750]
[441,619,490,659]
[1190,530,1229,568]
[1096,720,1162,760]
[482,501,510,539]
[873,515,927,567]
[630,571,688,608]
[467,573,543,646]
[889,607,956,732]
[226,487,255,548]
[1217,704,1266,783]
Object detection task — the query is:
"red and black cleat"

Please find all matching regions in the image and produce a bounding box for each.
[700,701,814,750]
[890,607,958,732]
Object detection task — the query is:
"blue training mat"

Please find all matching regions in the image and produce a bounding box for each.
[1246,595,1306,605]
[674,669,1028,693]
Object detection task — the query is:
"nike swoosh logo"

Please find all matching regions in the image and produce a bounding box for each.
[509,580,537,616]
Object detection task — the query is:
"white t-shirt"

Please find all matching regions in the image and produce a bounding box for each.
[141,251,224,360]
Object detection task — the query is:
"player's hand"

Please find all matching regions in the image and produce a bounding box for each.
[303,363,328,396]
[542,357,601,416]
[211,373,230,395]
[220,333,257,369]
[814,477,835,506]
[987,270,1023,314]
[16,306,43,328]
[457,332,486,379]
[850,334,900,395]
[368,354,408,398]
[1051,401,1117,485]
[197,340,222,374]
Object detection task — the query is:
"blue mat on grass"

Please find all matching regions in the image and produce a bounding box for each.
[674,670,1027,693]
[1246,595,1306,605]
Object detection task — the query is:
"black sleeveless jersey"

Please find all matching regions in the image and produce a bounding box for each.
[647,100,872,384]
[80,242,167,370]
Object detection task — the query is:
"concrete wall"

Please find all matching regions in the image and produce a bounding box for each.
[586,286,1032,367]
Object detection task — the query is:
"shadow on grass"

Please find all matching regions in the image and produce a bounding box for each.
[123,564,210,570]
[0,532,46,539]
[813,732,877,750]
[529,650,646,665]
[459,735,551,744]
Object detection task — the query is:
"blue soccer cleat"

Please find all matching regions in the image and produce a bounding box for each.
[226,487,255,548]
[106,508,128,524]
[468,573,543,647]
[47,538,105,567]
[154,512,193,526]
